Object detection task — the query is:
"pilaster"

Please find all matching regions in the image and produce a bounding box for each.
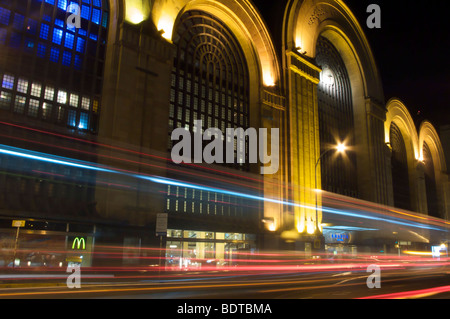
[286,51,322,236]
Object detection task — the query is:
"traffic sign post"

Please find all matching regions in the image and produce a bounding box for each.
[12,220,25,268]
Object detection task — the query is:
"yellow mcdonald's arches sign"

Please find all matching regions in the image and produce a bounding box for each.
[72,237,86,250]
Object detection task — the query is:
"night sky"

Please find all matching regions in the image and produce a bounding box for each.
[344,0,450,130]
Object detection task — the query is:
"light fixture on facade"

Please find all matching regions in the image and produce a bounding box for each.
[263,72,275,87]
[321,66,335,86]
[157,14,175,41]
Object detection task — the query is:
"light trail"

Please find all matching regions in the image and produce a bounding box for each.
[0,143,448,234]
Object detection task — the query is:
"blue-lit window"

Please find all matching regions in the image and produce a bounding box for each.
[102,13,108,28]
[55,19,64,28]
[78,112,89,129]
[74,54,82,69]
[37,43,46,57]
[0,7,10,25]
[92,8,100,24]
[67,109,77,127]
[81,5,90,20]
[50,47,59,62]
[64,32,74,49]
[52,28,63,45]
[68,2,78,13]
[2,74,14,89]
[57,0,67,11]
[13,14,24,30]
[62,50,71,66]
[40,24,50,40]
[75,37,85,52]
[0,0,108,132]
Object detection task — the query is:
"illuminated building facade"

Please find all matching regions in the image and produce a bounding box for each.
[0,0,449,266]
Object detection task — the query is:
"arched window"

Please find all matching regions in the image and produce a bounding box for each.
[423,142,440,218]
[165,10,254,221]
[168,10,250,170]
[0,0,108,133]
[390,122,411,210]
[316,36,358,198]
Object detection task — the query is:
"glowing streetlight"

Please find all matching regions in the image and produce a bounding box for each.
[336,143,347,153]
[314,142,349,234]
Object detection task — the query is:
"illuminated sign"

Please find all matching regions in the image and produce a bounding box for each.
[72,237,86,250]
[331,233,349,242]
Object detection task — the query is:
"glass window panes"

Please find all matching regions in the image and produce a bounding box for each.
[0,0,108,132]
[42,102,52,119]
[44,86,54,100]
[0,91,11,109]
[2,74,14,89]
[14,95,26,113]
[57,90,67,104]
[28,99,39,117]
[30,82,42,97]
[17,78,28,94]
[81,97,90,110]
[69,94,79,107]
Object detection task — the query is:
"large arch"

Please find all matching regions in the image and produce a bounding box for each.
[385,99,422,212]
[385,99,420,161]
[150,0,281,89]
[283,0,387,236]
[419,121,448,219]
[283,0,384,101]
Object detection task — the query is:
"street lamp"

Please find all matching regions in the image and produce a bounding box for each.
[314,143,348,234]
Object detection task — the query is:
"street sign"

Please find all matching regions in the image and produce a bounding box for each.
[156,213,168,236]
[12,220,25,227]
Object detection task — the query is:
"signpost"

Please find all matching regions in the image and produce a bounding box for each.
[12,220,25,268]
[156,214,168,275]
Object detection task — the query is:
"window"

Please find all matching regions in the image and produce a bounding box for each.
[0,91,11,109]
[44,86,54,100]
[69,94,79,107]
[81,97,90,110]
[166,11,252,219]
[13,14,24,30]
[316,36,358,198]
[0,0,108,132]
[50,47,59,62]
[52,28,63,45]
[57,90,67,104]
[28,99,39,117]
[169,10,250,170]
[14,95,26,113]
[78,112,89,129]
[67,109,77,127]
[75,37,85,53]
[0,7,10,25]
[42,102,52,119]
[17,78,28,94]
[31,82,42,97]
[37,43,46,57]
[64,33,75,49]
[62,50,71,66]
[39,24,50,40]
